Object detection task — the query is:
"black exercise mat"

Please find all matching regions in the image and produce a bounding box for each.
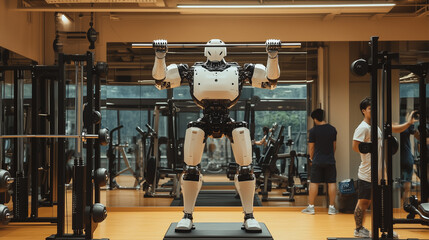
[164,222,273,240]
[170,190,262,207]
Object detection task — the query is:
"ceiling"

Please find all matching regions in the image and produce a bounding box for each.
[16,0,429,17]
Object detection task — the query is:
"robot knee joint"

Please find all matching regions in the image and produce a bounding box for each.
[183,165,201,181]
[237,165,254,181]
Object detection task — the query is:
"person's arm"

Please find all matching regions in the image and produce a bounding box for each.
[254,135,266,145]
[308,142,315,161]
[333,141,336,153]
[392,122,413,133]
[308,128,315,161]
[392,110,418,133]
[352,124,367,154]
[352,140,361,153]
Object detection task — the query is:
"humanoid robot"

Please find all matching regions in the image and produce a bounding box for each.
[152,39,281,233]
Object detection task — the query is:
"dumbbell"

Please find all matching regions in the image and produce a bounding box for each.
[92,111,102,125]
[98,128,110,146]
[92,203,107,223]
[95,62,108,78]
[0,204,12,224]
[0,170,14,192]
[94,168,108,187]
[351,59,369,76]
[82,128,110,146]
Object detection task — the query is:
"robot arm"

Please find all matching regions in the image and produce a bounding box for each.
[152,39,182,90]
[250,39,281,90]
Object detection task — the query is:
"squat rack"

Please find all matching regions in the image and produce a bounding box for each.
[0,52,109,240]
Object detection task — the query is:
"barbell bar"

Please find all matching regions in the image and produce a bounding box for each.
[0,129,109,145]
[0,134,98,139]
[132,43,301,49]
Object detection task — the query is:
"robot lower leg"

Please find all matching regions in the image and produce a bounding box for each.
[176,165,202,232]
[235,165,256,216]
[234,165,262,232]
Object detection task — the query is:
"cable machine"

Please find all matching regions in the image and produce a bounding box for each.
[0,52,109,240]
[329,36,429,240]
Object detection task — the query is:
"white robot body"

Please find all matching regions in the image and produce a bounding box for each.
[193,66,239,101]
[151,38,281,233]
[181,174,203,214]
[266,52,280,80]
[154,64,182,90]
[230,127,252,166]
[204,39,227,62]
[234,175,256,214]
[183,127,206,166]
[251,64,277,90]
[152,53,166,80]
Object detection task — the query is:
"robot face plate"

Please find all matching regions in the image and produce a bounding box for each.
[204,39,227,62]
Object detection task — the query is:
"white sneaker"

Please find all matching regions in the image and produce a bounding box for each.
[328,206,338,215]
[354,227,370,238]
[243,218,262,233]
[301,205,315,215]
[175,214,194,232]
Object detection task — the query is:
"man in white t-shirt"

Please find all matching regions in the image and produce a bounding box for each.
[352,97,383,238]
[352,97,412,238]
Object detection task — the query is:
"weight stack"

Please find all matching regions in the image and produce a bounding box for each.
[14,176,28,220]
[72,160,86,235]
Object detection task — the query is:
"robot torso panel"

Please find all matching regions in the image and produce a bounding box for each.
[192,65,239,103]
[182,61,250,111]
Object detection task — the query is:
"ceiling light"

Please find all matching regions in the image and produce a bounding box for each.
[177,3,396,9]
[60,13,73,24]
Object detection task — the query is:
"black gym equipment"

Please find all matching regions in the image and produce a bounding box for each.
[403,195,429,226]
[0,53,109,239]
[136,124,156,191]
[106,124,142,190]
[46,53,108,240]
[144,101,183,198]
[330,36,429,240]
[0,169,13,225]
[87,12,97,50]
[242,123,309,202]
[170,190,263,207]
[107,125,124,189]
[0,65,60,223]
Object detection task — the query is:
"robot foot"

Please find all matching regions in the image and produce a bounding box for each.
[175,213,195,232]
[241,213,262,233]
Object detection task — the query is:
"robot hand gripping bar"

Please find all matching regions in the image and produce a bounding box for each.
[152,39,182,89]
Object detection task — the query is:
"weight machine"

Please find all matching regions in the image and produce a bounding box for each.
[329,36,429,240]
[144,101,181,199]
[0,52,109,240]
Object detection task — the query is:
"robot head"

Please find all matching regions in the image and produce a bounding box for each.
[204,39,227,62]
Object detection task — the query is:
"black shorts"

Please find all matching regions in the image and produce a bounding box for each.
[357,179,371,200]
[310,163,336,183]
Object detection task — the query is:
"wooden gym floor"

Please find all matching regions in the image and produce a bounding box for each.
[1,207,429,240]
[1,175,428,240]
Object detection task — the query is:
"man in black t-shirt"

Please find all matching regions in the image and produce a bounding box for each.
[302,108,338,215]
